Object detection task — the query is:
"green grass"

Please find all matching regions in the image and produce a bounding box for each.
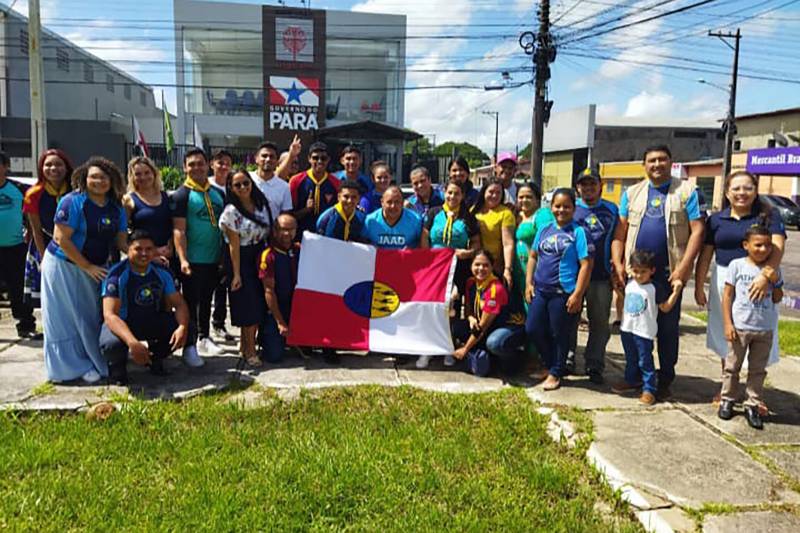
[0,387,641,532]
[688,311,800,357]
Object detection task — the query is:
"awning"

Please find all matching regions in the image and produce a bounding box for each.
[315,120,423,142]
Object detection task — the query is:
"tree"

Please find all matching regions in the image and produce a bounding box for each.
[404,137,433,157]
[434,141,490,169]
[519,143,531,159]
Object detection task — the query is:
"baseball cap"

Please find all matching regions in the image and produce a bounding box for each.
[496,151,518,165]
[576,168,601,182]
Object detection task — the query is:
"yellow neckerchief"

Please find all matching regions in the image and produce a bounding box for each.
[184,176,217,226]
[44,180,68,201]
[307,168,329,216]
[442,201,460,247]
[473,274,498,318]
[334,202,355,241]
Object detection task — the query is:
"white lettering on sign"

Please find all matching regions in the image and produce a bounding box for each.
[269,111,319,131]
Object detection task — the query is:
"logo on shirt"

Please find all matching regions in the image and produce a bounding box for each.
[0,193,12,211]
[378,234,406,247]
[343,281,400,319]
[105,282,117,296]
[56,209,68,222]
[624,293,647,316]
[134,282,162,307]
[540,233,574,255]
[645,196,665,219]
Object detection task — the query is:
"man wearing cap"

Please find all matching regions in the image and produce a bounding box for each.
[568,168,619,384]
[611,145,704,400]
[495,152,519,205]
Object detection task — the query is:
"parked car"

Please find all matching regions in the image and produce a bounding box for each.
[762,194,800,230]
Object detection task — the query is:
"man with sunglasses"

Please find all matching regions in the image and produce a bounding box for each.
[289,142,340,237]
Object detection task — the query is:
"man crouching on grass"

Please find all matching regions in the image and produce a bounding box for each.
[100,230,196,385]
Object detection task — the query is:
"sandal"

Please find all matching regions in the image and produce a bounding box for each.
[542,374,561,391]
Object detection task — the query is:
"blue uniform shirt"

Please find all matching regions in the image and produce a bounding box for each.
[334,170,372,194]
[533,221,591,294]
[0,179,27,247]
[620,181,701,275]
[364,208,422,249]
[48,191,127,265]
[406,186,445,218]
[705,206,786,267]
[358,190,383,214]
[424,206,478,250]
[102,259,176,332]
[316,205,366,242]
[575,198,619,281]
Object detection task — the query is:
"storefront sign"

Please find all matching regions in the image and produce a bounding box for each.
[746,147,800,175]
[263,7,326,148]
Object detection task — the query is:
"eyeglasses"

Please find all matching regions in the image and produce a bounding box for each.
[310,155,329,162]
[232,181,251,189]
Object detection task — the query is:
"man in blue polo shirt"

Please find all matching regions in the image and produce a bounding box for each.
[0,152,37,339]
[100,230,196,385]
[611,145,705,399]
[334,144,372,194]
[316,180,366,242]
[568,168,619,383]
[405,166,444,218]
[364,185,422,249]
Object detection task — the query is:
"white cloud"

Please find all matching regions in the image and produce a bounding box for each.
[623,91,675,117]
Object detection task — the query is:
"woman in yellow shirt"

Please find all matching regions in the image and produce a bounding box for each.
[472,178,516,287]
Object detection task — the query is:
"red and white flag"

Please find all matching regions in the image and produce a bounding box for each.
[269,76,320,107]
[288,233,456,355]
[133,116,149,156]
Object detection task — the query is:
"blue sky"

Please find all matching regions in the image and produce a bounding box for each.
[12,0,800,155]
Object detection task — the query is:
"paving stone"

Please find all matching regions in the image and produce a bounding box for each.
[703,511,800,533]
[637,507,696,533]
[255,353,401,389]
[397,366,505,393]
[688,395,800,446]
[591,410,799,507]
[763,448,800,481]
[0,361,46,403]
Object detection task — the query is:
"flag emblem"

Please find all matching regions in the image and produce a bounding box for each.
[269,76,319,107]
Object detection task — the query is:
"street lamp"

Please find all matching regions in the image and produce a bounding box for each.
[697,78,728,93]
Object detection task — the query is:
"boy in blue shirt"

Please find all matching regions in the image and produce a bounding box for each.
[719,226,784,429]
[568,168,619,383]
[316,180,366,242]
[364,185,422,249]
[100,230,195,385]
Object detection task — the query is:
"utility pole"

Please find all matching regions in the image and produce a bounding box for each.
[709,28,741,179]
[28,0,47,161]
[524,0,555,189]
[482,110,499,162]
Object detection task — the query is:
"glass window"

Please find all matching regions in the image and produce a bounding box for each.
[106,73,114,93]
[140,91,147,106]
[124,84,131,100]
[84,62,94,83]
[19,29,28,55]
[56,48,69,72]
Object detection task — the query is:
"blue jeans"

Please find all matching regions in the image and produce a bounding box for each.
[621,331,657,394]
[655,286,682,388]
[526,289,577,378]
[260,314,287,363]
[486,325,527,374]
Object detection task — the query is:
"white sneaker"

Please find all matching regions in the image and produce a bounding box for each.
[444,354,455,367]
[197,337,223,356]
[82,369,101,384]
[415,355,431,369]
[182,345,205,368]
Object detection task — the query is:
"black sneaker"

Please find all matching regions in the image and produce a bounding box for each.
[587,370,604,385]
[744,405,764,430]
[213,326,236,342]
[18,328,43,341]
[718,399,735,420]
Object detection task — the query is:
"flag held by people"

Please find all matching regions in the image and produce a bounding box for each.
[288,232,456,355]
[132,116,148,156]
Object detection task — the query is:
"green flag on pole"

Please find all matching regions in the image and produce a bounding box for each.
[163,105,175,153]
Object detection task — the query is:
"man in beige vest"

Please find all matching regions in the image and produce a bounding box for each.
[611,145,705,400]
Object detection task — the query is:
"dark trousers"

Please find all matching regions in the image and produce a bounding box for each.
[526,289,577,378]
[212,280,227,330]
[180,263,218,339]
[0,243,35,334]
[655,286,682,388]
[99,315,197,381]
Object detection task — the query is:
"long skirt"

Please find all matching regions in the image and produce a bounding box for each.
[225,243,267,327]
[707,262,779,366]
[23,243,43,307]
[41,252,107,381]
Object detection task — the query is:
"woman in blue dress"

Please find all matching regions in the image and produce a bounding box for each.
[41,157,128,383]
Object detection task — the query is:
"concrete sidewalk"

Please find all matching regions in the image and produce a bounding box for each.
[1,308,799,532]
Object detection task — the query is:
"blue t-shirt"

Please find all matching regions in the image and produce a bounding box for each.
[48,191,127,265]
[364,208,422,249]
[705,206,786,267]
[620,181,701,276]
[334,170,372,194]
[102,259,177,332]
[0,179,27,247]
[316,205,366,242]
[358,190,383,214]
[129,191,173,247]
[575,198,619,281]
[726,257,783,331]
[533,221,591,294]
[406,186,445,218]
[424,207,479,250]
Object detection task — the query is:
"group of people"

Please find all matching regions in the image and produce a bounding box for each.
[0,141,785,428]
